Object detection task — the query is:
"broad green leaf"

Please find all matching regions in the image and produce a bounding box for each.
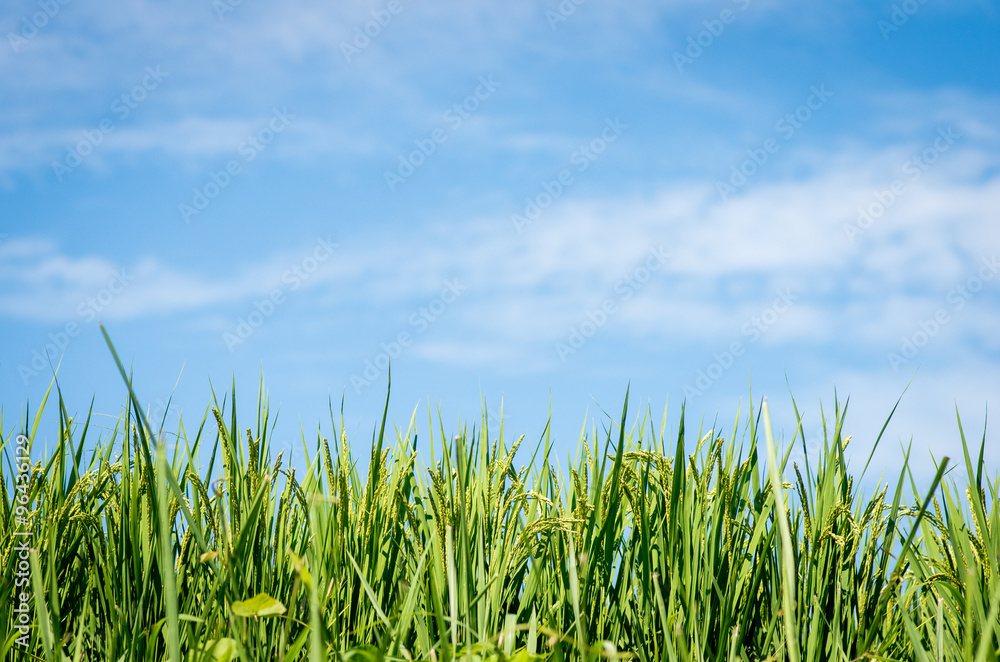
[231,592,287,618]
[200,638,239,662]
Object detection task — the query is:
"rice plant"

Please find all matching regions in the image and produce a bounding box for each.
[0,330,997,661]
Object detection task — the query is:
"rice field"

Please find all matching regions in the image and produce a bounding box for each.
[1,331,998,661]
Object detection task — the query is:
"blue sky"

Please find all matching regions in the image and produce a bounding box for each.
[2,0,998,482]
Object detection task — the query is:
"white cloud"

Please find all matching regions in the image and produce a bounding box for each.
[0,0,869,178]
[0,236,345,322]
[4,138,996,358]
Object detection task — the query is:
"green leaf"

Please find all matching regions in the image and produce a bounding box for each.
[200,638,239,662]
[231,593,287,618]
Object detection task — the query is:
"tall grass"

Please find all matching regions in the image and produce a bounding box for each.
[0,333,997,660]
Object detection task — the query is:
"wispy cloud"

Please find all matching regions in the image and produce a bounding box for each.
[0,236,344,322]
[5,136,995,365]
